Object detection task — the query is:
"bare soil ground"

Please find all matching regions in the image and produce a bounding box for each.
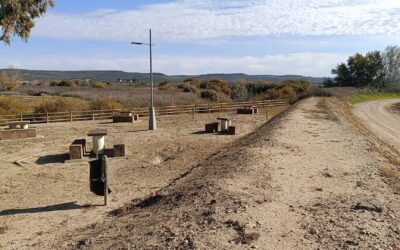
[353,98,400,147]
[0,107,286,250]
[55,97,400,249]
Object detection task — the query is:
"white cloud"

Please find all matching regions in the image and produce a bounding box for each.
[1,52,347,77]
[32,0,400,41]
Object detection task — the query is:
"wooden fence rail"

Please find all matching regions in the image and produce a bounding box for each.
[0,99,289,126]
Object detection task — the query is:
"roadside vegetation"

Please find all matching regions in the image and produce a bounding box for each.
[0,74,326,115]
[326,45,400,91]
[348,91,400,104]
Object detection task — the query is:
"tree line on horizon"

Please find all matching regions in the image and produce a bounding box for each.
[326,46,400,90]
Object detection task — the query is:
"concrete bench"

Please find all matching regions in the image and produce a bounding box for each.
[112,114,139,123]
[1,128,36,140]
[7,121,30,129]
[227,126,242,135]
[103,144,126,158]
[69,139,87,160]
[217,118,232,132]
[205,122,219,133]
[237,106,258,114]
[113,144,126,157]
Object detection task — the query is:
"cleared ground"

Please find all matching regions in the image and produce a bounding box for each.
[0,107,286,249]
[56,97,400,249]
[353,98,400,147]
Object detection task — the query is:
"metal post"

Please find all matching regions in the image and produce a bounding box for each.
[101,155,108,206]
[149,29,157,130]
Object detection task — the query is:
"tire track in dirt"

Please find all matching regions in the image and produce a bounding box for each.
[353,98,400,147]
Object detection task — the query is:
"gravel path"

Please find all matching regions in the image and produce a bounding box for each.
[353,98,400,147]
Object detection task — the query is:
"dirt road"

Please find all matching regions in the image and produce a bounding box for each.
[0,107,287,250]
[353,98,400,147]
[61,97,400,249]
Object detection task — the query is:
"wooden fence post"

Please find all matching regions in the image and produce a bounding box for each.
[165,106,167,116]
[192,105,195,120]
[70,111,73,122]
[92,110,95,121]
[20,114,23,121]
[46,112,49,123]
[208,103,211,115]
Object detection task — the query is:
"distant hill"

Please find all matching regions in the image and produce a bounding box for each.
[0,69,325,84]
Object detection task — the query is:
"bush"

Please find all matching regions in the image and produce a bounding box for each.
[0,98,28,115]
[0,72,20,90]
[200,78,231,96]
[231,80,250,101]
[58,80,77,87]
[179,82,200,95]
[158,81,177,90]
[34,98,86,113]
[200,89,219,101]
[183,78,200,88]
[91,98,123,110]
[93,82,108,89]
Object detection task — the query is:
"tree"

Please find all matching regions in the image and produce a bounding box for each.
[0,0,54,44]
[382,46,400,89]
[231,80,250,101]
[0,69,20,90]
[331,51,385,88]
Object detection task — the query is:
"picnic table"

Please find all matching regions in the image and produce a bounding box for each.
[7,121,30,129]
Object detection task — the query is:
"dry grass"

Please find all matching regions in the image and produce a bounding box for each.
[16,85,206,108]
[379,166,400,194]
[0,97,27,115]
[91,98,123,110]
[34,98,89,113]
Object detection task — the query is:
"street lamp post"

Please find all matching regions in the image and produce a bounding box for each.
[131,29,157,130]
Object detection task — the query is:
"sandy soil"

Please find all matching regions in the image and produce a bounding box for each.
[0,106,287,250]
[57,97,400,249]
[353,98,400,147]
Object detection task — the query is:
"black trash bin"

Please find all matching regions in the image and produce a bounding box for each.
[89,157,111,196]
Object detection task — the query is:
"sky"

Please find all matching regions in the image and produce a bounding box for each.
[1,0,400,77]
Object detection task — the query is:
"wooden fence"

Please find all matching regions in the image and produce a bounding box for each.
[0,99,288,126]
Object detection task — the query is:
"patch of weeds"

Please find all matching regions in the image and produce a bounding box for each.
[0,226,8,234]
[356,180,368,188]
[379,166,400,194]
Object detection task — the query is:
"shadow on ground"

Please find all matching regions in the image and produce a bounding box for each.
[35,153,68,165]
[0,202,86,216]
